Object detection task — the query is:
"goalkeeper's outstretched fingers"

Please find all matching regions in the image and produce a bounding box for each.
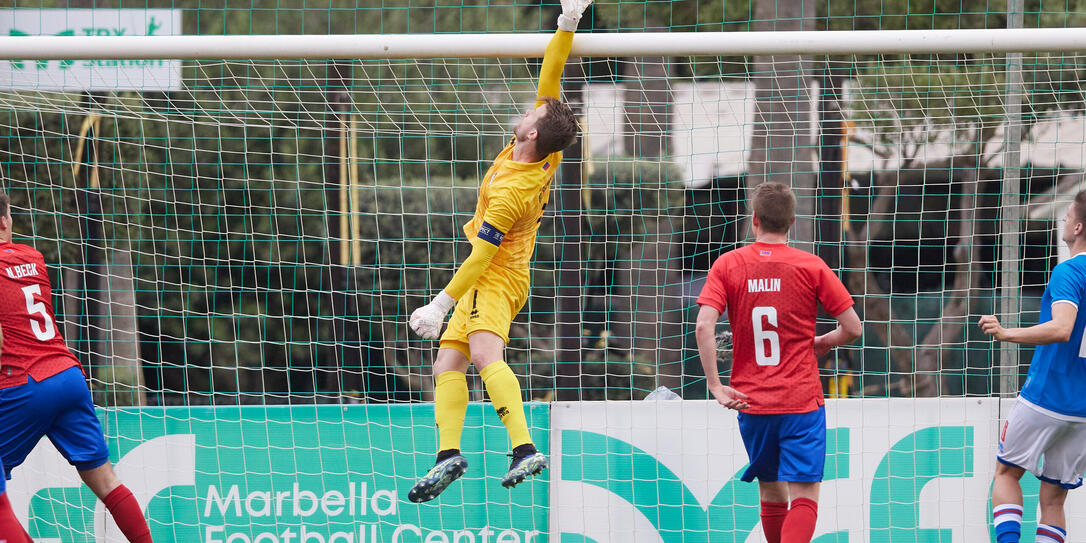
[558,0,593,31]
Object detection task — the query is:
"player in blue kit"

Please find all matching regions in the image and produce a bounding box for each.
[979,189,1086,543]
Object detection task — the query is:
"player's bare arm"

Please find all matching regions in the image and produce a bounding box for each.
[695,304,750,410]
[979,303,1078,345]
[813,307,862,358]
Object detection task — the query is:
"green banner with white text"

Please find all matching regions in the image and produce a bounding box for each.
[10,404,549,542]
[8,400,1086,542]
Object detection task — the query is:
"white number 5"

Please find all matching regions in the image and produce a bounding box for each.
[22,284,56,341]
[752,306,780,366]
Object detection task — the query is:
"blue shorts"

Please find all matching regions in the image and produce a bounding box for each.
[0,366,109,478]
[737,406,826,483]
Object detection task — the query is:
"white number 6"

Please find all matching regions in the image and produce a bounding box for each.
[752,306,780,366]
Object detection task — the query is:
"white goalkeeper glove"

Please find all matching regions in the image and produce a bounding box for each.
[558,0,593,31]
[409,291,456,340]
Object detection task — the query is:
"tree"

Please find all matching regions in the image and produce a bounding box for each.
[846,54,1086,396]
[747,0,818,248]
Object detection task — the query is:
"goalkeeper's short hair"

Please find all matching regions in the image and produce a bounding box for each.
[536,96,578,156]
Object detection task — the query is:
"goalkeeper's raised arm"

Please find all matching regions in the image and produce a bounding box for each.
[534,0,588,104]
[408,1,587,341]
[405,0,588,505]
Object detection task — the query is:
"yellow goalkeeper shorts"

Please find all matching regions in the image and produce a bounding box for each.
[439,265,530,358]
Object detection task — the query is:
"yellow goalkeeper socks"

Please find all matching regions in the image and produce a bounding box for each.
[435,371,469,453]
[479,361,533,449]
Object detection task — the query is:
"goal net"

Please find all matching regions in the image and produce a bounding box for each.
[2,8,1086,543]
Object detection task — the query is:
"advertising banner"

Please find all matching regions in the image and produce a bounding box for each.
[550,399,1086,543]
[0,9,183,91]
[7,404,549,542]
[9,399,1086,542]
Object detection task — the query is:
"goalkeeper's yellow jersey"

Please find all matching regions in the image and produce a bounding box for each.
[462,143,561,270]
[454,28,572,273]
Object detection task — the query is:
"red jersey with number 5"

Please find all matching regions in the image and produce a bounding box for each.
[697,242,854,414]
[0,243,80,389]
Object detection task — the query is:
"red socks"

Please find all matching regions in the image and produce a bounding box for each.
[103,485,152,543]
[760,501,789,543]
[0,493,31,543]
[780,497,818,543]
[0,485,151,543]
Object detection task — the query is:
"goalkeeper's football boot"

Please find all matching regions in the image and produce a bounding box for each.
[501,451,548,488]
[408,454,468,503]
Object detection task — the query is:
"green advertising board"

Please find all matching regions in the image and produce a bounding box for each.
[12,399,1077,542]
[23,404,549,542]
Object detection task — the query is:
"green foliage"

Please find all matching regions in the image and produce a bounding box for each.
[1021,53,1086,113]
[358,175,478,321]
[849,58,1006,155]
[585,158,683,217]
[579,157,683,284]
[819,0,1086,30]
[6,0,1086,34]
[577,158,681,399]
[849,54,1086,161]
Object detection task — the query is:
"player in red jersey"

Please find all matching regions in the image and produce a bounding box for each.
[0,192,152,542]
[695,182,862,543]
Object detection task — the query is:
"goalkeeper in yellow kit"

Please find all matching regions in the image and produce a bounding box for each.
[406,0,590,503]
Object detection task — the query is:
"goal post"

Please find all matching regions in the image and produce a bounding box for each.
[1,28,1086,59]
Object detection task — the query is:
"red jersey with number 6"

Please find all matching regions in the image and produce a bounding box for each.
[697,241,854,414]
[0,242,80,389]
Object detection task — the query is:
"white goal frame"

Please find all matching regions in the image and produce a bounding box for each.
[0,27,1083,60]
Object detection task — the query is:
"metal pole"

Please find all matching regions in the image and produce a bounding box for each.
[1000,0,1024,399]
[555,64,585,401]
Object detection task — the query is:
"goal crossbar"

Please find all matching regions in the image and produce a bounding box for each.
[1,27,1085,60]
